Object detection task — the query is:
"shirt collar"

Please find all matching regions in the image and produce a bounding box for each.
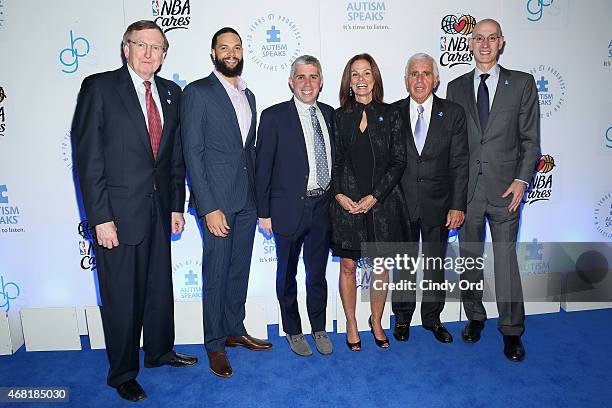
[409,93,434,113]
[293,96,318,113]
[475,64,500,80]
[127,64,156,90]
[214,70,247,92]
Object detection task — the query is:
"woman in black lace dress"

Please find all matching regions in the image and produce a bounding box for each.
[331,53,408,351]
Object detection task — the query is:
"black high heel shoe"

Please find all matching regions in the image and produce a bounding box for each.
[346,337,362,352]
[368,316,390,349]
[345,323,361,352]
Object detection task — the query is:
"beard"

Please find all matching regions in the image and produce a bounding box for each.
[214,56,244,77]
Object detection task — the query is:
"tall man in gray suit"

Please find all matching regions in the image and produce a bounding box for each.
[446,18,540,362]
[181,27,272,379]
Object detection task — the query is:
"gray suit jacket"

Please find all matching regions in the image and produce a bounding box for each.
[446,66,540,206]
[181,72,257,217]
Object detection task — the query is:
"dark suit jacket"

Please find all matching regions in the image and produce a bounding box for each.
[255,99,334,236]
[181,73,257,217]
[446,66,540,206]
[73,65,185,245]
[393,95,468,226]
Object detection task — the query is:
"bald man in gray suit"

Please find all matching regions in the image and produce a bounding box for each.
[446,18,540,362]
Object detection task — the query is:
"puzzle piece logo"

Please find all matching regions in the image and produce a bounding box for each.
[172,73,187,89]
[266,25,281,42]
[185,270,198,286]
[0,185,8,204]
[525,238,543,261]
[246,14,301,72]
[536,76,549,92]
[529,64,565,119]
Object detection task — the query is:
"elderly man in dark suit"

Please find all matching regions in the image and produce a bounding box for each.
[392,53,468,345]
[181,27,272,379]
[73,20,197,403]
[256,55,334,357]
[446,18,540,362]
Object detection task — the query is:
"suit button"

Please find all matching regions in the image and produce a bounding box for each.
[300,196,304,200]
[417,159,422,164]
[417,178,423,183]
[476,160,480,164]
[480,140,484,145]
[243,166,247,170]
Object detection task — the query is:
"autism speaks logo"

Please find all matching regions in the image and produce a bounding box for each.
[257,234,277,264]
[151,0,191,32]
[439,14,476,69]
[343,1,389,31]
[246,13,302,72]
[172,259,202,300]
[0,86,6,138]
[0,185,24,234]
[519,238,550,275]
[594,193,612,240]
[530,64,566,119]
[523,154,556,205]
[61,130,74,171]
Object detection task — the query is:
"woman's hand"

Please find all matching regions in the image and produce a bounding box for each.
[336,194,358,212]
[351,195,377,214]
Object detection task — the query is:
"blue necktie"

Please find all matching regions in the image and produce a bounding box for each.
[414,104,426,155]
[309,106,330,189]
[477,73,490,131]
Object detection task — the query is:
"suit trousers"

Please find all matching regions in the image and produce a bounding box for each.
[200,198,257,352]
[274,194,330,335]
[459,178,525,336]
[95,194,175,387]
[392,214,449,326]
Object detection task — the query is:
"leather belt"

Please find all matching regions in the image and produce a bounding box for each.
[306,188,327,197]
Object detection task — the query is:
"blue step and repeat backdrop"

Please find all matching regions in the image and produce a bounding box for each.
[0,0,611,329]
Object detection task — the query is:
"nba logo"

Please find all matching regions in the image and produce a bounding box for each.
[152,0,160,16]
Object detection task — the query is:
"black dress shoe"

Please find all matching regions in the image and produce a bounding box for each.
[393,322,410,342]
[116,379,146,402]
[503,335,525,362]
[423,323,453,343]
[368,316,390,349]
[145,351,198,368]
[462,320,485,343]
[166,352,198,367]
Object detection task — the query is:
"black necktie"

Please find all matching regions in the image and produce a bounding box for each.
[477,73,490,131]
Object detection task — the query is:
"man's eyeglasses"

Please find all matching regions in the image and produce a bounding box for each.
[471,35,501,44]
[127,40,166,54]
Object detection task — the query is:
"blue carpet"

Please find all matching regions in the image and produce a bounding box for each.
[1,309,611,408]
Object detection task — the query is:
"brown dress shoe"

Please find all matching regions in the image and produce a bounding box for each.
[207,351,233,378]
[226,335,273,351]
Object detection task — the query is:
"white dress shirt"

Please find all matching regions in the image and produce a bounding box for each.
[127,64,164,129]
[409,93,434,143]
[473,64,500,110]
[293,97,332,190]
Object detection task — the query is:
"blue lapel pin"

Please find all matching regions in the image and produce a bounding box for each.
[166,99,171,105]
[437,111,443,117]
[167,89,171,96]
[378,116,383,122]
[504,80,510,86]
